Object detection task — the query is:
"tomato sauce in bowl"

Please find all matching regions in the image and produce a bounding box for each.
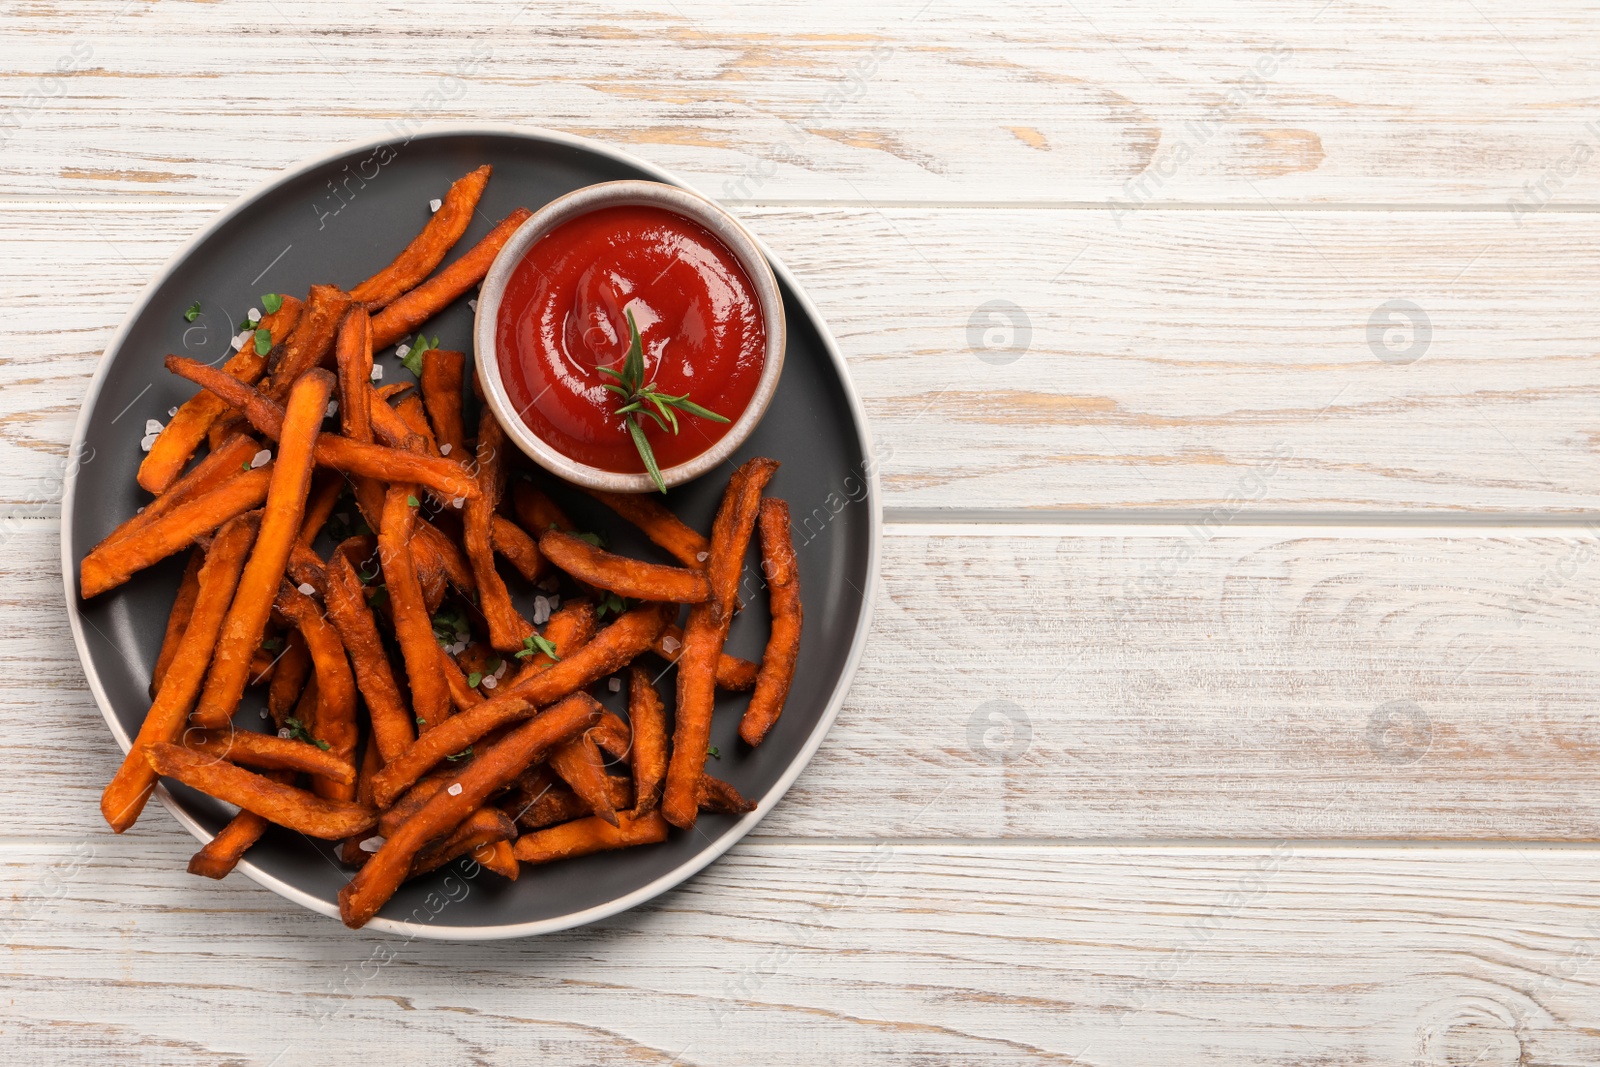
[494,204,767,474]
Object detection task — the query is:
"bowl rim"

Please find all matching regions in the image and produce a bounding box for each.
[61,122,883,940]
[474,179,787,492]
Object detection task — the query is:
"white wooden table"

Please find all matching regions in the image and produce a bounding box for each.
[5,2,1600,1063]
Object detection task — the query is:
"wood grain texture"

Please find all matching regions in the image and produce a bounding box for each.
[4,1,1600,206]
[4,839,1600,1066]
[24,521,1600,841]
[6,203,1600,513]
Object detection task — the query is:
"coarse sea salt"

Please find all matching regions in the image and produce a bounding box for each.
[532,596,551,625]
[359,835,385,853]
[447,783,463,797]
[608,676,621,693]
[297,583,316,596]
[325,400,339,418]
[439,443,452,456]
[140,433,160,452]
[145,418,164,435]
[429,198,442,213]
[168,406,178,417]
[481,675,497,690]
[395,343,411,359]
[661,635,681,654]
[696,551,709,563]
[250,449,271,469]
[248,308,261,322]
[277,728,292,740]
[369,365,384,381]
[467,299,477,312]
[451,496,465,509]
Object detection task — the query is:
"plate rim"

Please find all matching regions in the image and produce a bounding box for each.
[61,121,883,940]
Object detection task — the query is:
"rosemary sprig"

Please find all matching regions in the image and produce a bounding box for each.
[598,310,729,493]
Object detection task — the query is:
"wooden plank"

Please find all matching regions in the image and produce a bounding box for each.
[5,203,1600,513]
[4,1,1600,205]
[29,521,1600,841]
[3,838,1600,1065]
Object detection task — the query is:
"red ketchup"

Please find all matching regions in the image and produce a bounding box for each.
[495,204,766,473]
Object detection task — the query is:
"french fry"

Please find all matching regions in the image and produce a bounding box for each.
[145,742,376,839]
[504,601,670,708]
[512,480,574,535]
[287,541,327,595]
[335,305,374,442]
[370,207,534,349]
[539,529,711,604]
[663,457,779,828]
[79,466,271,598]
[393,393,442,458]
[264,285,352,401]
[411,806,516,876]
[740,498,802,746]
[339,693,601,928]
[591,710,631,761]
[192,370,335,728]
[652,624,759,691]
[187,769,295,880]
[467,408,534,651]
[349,165,491,309]
[100,513,259,833]
[579,487,712,569]
[438,645,486,711]
[508,598,595,686]
[339,739,384,866]
[369,694,535,809]
[697,773,756,815]
[490,514,545,581]
[325,551,415,762]
[512,810,668,867]
[378,775,450,836]
[507,775,633,831]
[420,347,466,458]
[627,665,667,814]
[248,645,278,685]
[299,470,344,546]
[266,630,311,726]
[182,727,355,784]
[163,356,483,504]
[274,580,358,798]
[138,295,302,493]
[474,839,519,880]
[94,434,261,558]
[379,483,451,731]
[417,520,476,594]
[150,549,203,697]
[548,733,619,827]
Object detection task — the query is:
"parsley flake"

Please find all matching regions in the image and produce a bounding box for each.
[253,328,272,356]
[284,717,331,751]
[446,746,474,762]
[401,334,438,377]
[261,293,283,314]
[514,633,560,661]
[183,301,201,322]
[707,745,721,760]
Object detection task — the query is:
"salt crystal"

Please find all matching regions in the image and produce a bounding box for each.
[439,443,452,456]
[451,496,465,509]
[232,331,250,351]
[277,728,291,739]
[395,343,411,359]
[297,582,315,596]
[359,835,385,853]
[250,449,271,469]
[467,299,477,312]
[370,365,383,381]
[661,635,681,654]
[608,676,621,693]
[548,595,560,610]
[481,675,497,690]
[145,418,164,435]
[532,595,551,625]
[248,308,261,322]
[325,400,338,418]
[140,433,159,452]
[696,551,709,563]
[167,406,178,417]
[447,783,463,797]
[259,709,268,719]
[429,198,442,213]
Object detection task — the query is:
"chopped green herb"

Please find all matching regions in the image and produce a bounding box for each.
[416,716,427,726]
[446,746,474,762]
[514,633,560,661]
[241,461,251,472]
[406,494,419,508]
[467,671,483,688]
[238,316,257,331]
[369,585,390,611]
[284,717,331,751]
[401,334,438,378]
[253,328,272,356]
[184,301,201,322]
[486,656,503,674]
[707,745,721,760]
[574,531,606,549]
[261,293,283,314]
[599,310,729,492]
[259,637,283,652]
[595,592,629,620]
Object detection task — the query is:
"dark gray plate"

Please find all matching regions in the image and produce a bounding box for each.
[63,126,880,939]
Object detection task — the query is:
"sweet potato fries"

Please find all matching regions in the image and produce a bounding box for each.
[86,163,805,930]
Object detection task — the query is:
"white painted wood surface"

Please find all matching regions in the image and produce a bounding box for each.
[5,1,1600,1064]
